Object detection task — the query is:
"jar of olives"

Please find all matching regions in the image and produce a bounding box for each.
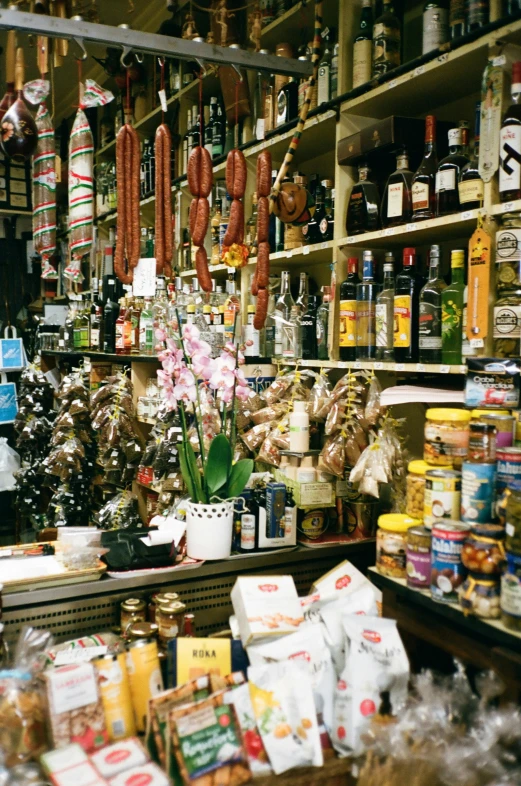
[461,523,506,576]
[493,287,521,358]
[459,574,501,619]
[406,460,431,520]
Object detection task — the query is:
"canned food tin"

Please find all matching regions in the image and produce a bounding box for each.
[496,447,521,500]
[125,638,163,733]
[406,525,432,589]
[480,413,514,448]
[461,461,496,524]
[424,469,461,529]
[120,598,147,632]
[431,521,469,603]
[95,652,136,741]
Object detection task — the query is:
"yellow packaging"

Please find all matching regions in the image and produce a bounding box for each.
[339,299,356,347]
[394,294,412,348]
[95,653,136,741]
[126,639,164,733]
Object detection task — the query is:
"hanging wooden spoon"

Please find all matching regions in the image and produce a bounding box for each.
[1,47,38,161]
[0,31,17,123]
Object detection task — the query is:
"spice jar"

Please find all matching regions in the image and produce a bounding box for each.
[461,524,506,576]
[495,212,521,292]
[148,591,180,623]
[406,460,440,520]
[157,600,187,648]
[120,598,147,632]
[459,574,501,618]
[505,480,521,555]
[376,514,421,579]
[406,526,431,589]
[127,621,159,641]
[493,287,521,358]
[467,422,497,462]
[424,408,471,468]
[501,551,521,630]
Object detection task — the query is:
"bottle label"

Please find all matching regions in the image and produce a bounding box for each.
[339,299,356,347]
[115,325,124,349]
[276,90,288,127]
[412,181,429,211]
[450,0,465,26]
[394,294,412,348]
[240,514,256,550]
[500,126,521,193]
[90,328,100,347]
[496,227,521,263]
[375,303,390,348]
[458,178,484,204]
[501,569,521,618]
[244,324,260,356]
[352,39,372,89]
[441,299,463,341]
[319,217,329,235]
[317,65,330,105]
[435,169,456,193]
[494,304,521,339]
[419,302,442,349]
[372,23,401,71]
[423,7,448,54]
[387,182,404,218]
[356,302,376,347]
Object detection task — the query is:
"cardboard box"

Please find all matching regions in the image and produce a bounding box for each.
[109,763,170,786]
[167,637,249,687]
[231,575,305,646]
[41,744,108,786]
[273,469,335,508]
[90,739,148,778]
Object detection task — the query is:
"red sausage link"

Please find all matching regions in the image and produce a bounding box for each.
[257,196,269,243]
[163,125,173,272]
[195,245,212,292]
[187,146,202,197]
[256,242,270,289]
[223,199,244,247]
[199,147,213,199]
[129,125,141,269]
[192,197,209,247]
[155,125,165,274]
[226,149,247,200]
[254,287,268,330]
[257,150,272,198]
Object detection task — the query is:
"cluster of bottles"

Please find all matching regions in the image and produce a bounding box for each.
[347,109,483,235]
[339,245,476,366]
[353,0,517,89]
[258,0,300,26]
[269,271,332,361]
[181,97,226,172]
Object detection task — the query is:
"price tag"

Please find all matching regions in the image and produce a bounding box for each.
[416,363,425,372]
[493,55,507,66]
[503,201,514,212]
[470,338,484,348]
[384,228,395,236]
[389,79,398,88]
[440,365,450,373]
[460,210,473,220]
[303,245,310,255]
[158,89,168,113]
[395,363,405,371]
[374,362,384,370]
[133,258,157,297]
[437,53,449,64]
[406,223,418,232]
[354,361,362,369]
[346,236,356,244]
[414,65,425,76]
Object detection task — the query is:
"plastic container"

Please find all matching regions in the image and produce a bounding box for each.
[289,401,310,452]
[424,408,471,468]
[461,523,506,577]
[376,514,421,579]
[406,460,431,520]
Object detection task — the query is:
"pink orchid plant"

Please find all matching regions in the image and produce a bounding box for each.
[156,324,253,505]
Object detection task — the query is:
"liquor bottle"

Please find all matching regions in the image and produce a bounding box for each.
[303,184,323,244]
[124,300,134,354]
[459,103,484,210]
[211,199,222,265]
[376,254,395,361]
[301,295,318,360]
[60,305,75,351]
[276,77,298,126]
[317,30,332,105]
[419,245,446,363]
[353,0,373,88]
[372,0,401,77]
[212,101,225,158]
[295,272,309,314]
[339,257,359,362]
[103,281,119,354]
[316,287,332,360]
[90,306,103,350]
[274,270,295,357]
[331,41,339,99]
[244,304,261,358]
[435,127,469,216]
[441,248,465,365]
[466,0,489,31]
[381,149,413,227]
[411,115,438,221]
[246,193,258,256]
[79,301,90,349]
[73,300,82,349]
[205,97,217,157]
[346,164,380,235]
[140,297,154,354]
[394,247,423,363]
[423,2,449,54]
[0,623,9,669]
[462,283,479,358]
[263,289,276,358]
[449,0,465,37]
[356,250,379,360]
[282,304,302,359]
[499,62,521,203]
[115,298,127,355]
[319,180,335,242]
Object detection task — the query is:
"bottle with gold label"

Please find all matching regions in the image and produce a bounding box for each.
[339,257,358,361]
[353,0,373,89]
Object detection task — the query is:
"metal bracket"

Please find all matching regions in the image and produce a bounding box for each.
[71,36,87,61]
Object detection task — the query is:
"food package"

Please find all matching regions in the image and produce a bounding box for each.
[231,575,305,646]
[309,373,333,421]
[90,738,149,778]
[41,744,108,786]
[109,763,169,786]
[248,661,323,774]
[317,433,346,477]
[309,560,382,608]
[223,682,272,776]
[332,616,409,756]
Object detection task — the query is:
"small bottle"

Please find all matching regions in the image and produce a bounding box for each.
[412,115,438,221]
[459,102,484,210]
[316,286,332,360]
[375,254,395,361]
[449,0,465,38]
[316,180,334,242]
[423,2,449,54]
[339,257,359,362]
[346,164,380,235]
[289,401,310,452]
[140,297,155,354]
[442,249,465,365]
[317,30,332,105]
[115,298,127,355]
[244,304,260,358]
[90,306,103,350]
[356,250,379,360]
[276,77,298,126]
[436,127,469,217]
[372,0,401,77]
[303,183,323,245]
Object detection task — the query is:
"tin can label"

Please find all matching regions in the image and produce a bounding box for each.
[496,450,521,499]
[95,653,136,741]
[431,524,468,603]
[501,552,521,619]
[461,461,496,524]
[496,227,521,263]
[424,473,461,528]
[125,641,163,733]
[406,546,431,588]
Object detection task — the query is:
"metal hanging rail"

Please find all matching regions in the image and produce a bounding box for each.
[0,8,313,77]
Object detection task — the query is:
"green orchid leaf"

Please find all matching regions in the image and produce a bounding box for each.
[205,433,232,495]
[178,442,197,502]
[180,441,206,503]
[225,459,254,499]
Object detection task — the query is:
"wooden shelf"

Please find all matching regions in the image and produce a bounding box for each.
[490,198,521,217]
[42,349,160,364]
[277,359,467,374]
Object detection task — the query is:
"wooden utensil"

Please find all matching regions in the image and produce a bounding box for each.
[1,47,38,161]
[0,31,17,123]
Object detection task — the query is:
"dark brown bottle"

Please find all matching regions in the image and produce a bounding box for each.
[435,127,469,217]
[346,164,380,235]
[411,115,438,221]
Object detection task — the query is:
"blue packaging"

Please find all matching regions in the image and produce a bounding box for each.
[461,461,496,524]
[265,482,286,538]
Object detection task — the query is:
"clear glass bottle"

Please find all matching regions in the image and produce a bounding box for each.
[372,0,401,77]
[459,102,484,210]
[412,115,438,221]
[274,270,295,358]
[436,127,469,217]
[500,62,521,203]
[423,2,449,54]
[263,288,276,358]
[442,249,465,365]
[346,164,380,235]
[419,245,446,363]
[281,304,302,359]
[295,271,309,314]
[356,250,379,360]
[316,287,332,360]
[376,254,395,361]
[246,192,258,257]
[381,149,413,227]
[140,297,155,354]
[353,0,373,88]
[339,257,359,362]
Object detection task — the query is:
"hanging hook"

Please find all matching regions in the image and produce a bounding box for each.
[231,64,242,80]
[120,45,133,68]
[71,36,88,61]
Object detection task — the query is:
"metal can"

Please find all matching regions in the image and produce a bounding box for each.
[515,411,521,447]
[125,638,164,733]
[496,447,521,501]
[461,461,496,524]
[406,526,432,589]
[94,652,136,741]
[157,601,187,649]
[423,469,461,529]
[120,598,147,632]
[431,521,469,603]
[480,413,514,448]
[148,591,180,623]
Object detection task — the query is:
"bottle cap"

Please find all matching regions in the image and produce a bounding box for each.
[322,285,332,302]
[513,61,521,85]
[385,252,395,263]
[294,401,307,413]
[348,257,358,273]
[362,250,373,261]
[451,249,465,267]
[448,127,462,145]
[403,247,416,265]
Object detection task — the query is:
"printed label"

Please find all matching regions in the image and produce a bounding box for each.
[461,462,496,524]
[496,228,521,262]
[387,182,403,218]
[435,169,456,193]
[394,294,412,348]
[352,39,372,88]
[494,304,521,339]
[356,302,376,346]
[406,547,431,588]
[423,7,448,53]
[424,476,461,527]
[500,125,521,193]
[375,303,389,347]
[458,178,484,204]
[412,181,429,211]
[339,299,356,347]
[501,557,521,618]
[419,302,442,348]
[424,426,469,463]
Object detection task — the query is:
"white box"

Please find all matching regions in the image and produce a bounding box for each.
[109,763,170,786]
[231,575,305,646]
[41,745,107,786]
[91,739,148,778]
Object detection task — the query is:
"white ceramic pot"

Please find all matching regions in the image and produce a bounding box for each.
[185,500,234,560]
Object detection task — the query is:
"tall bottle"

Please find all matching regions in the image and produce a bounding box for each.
[466,0,489,31]
[375,254,395,361]
[282,304,302,359]
[339,257,359,362]
[295,271,309,314]
[79,301,90,349]
[115,298,127,356]
[301,295,318,360]
[459,102,484,210]
[140,297,155,354]
[441,249,465,365]
[263,288,277,358]
[317,30,332,105]
[449,0,465,38]
[372,0,401,77]
[90,306,103,350]
[394,247,423,363]
[499,62,521,203]
[411,115,438,221]
[435,127,469,216]
[244,304,261,358]
[303,184,323,244]
[346,164,380,235]
[423,2,449,54]
[381,149,413,227]
[353,0,373,89]
[356,250,379,360]
[246,193,258,256]
[316,287,332,360]
[274,270,295,357]
[320,183,335,242]
[419,245,446,363]
[211,100,225,158]
[103,279,120,354]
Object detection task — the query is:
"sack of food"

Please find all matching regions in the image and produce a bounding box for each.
[224,682,272,776]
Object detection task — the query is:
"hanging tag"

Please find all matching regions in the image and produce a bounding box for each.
[479,60,508,183]
[158,89,168,113]
[467,226,492,345]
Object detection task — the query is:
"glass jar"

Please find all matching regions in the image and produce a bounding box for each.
[461,524,506,577]
[501,550,521,631]
[120,598,147,632]
[475,412,514,449]
[127,621,159,641]
[458,573,501,619]
[406,460,438,520]
[493,287,521,358]
[505,480,521,555]
[495,212,521,293]
[376,514,421,579]
[157,601,187,648]
[148,591,180,624]
[467,422,497,463]
[424,408,471,469]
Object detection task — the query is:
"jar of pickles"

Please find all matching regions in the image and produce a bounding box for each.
[505,480,521,554]
[406,460,438,520]
[424,408,471,468]
[459,574,501,618]
[376,514,421,579]
[461,524,506,576]
[493,287,521,358]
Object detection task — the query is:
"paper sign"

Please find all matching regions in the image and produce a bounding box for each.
[133,258,157,297]
[0,339,24,370]
[0,379,17,424]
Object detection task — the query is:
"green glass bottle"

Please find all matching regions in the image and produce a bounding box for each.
[441,248,465,365]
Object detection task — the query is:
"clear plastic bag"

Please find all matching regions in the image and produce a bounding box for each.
[0,438,20,491]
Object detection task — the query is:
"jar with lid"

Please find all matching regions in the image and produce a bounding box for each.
[406,460,436,520]
[120,598,147,632]
[157,600,187,648]
[493,287,521,358]
[479,412,514,448]
[148,591,180,623]
[424,408,471,468]
[505,480,521,554]
[467,422,497,463]
[461,524,506,576]
[377,514,421,579]
[458,574,501,618]
[126,621,159,641]
[495,212,521,293]
[501,551,521,630]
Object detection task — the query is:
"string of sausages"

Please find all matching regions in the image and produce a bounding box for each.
[188,144,213,292]
[114,122,141,284]
[155,123,173,278]
[223,148,247,248]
